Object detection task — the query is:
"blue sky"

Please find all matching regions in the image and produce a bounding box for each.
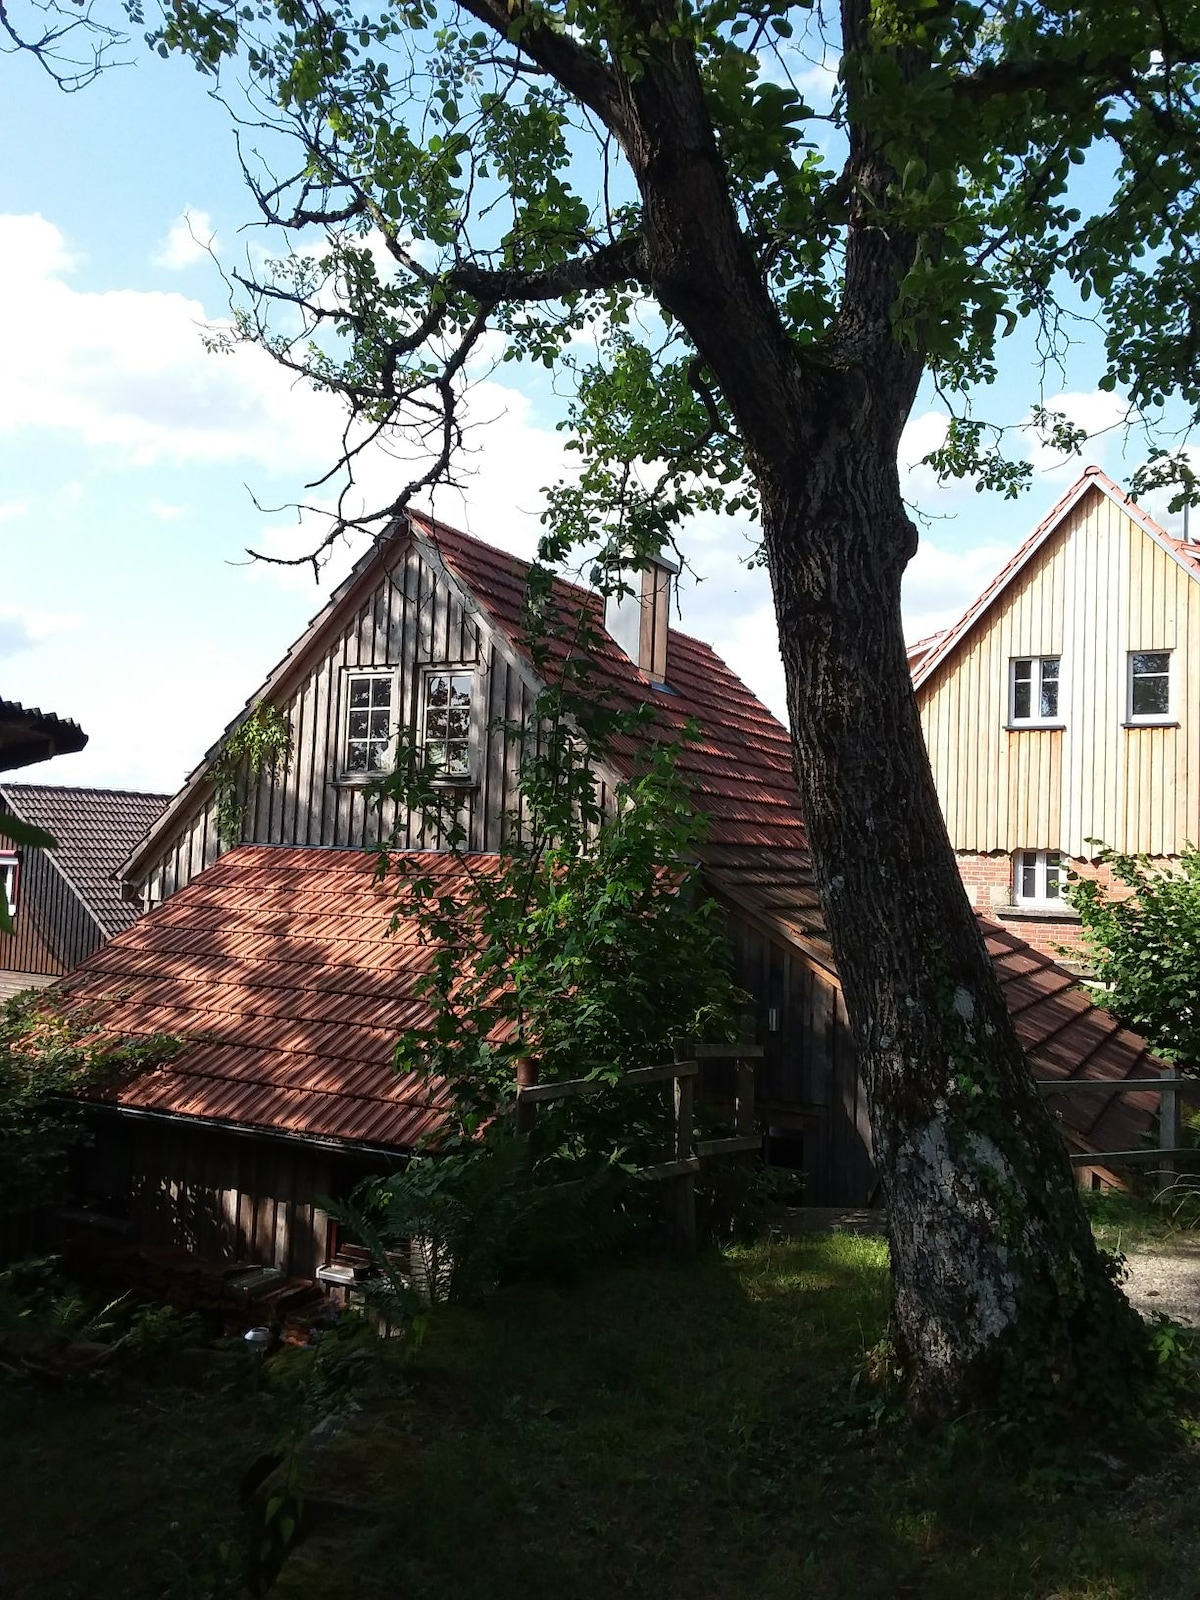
[0,35,1183,796]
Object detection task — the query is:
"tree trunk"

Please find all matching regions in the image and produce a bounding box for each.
[759,426,1146,1419]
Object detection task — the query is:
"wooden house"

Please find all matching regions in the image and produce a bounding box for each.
[0,785,167,1001]
[54,511,1167,1278]
[912,466,1200,964]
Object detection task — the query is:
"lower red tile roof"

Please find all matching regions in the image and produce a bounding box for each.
[59,841,1164,1161]
[60,847,509,1150]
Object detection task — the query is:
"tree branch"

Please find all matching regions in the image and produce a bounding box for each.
[449,235,646,303]
[454,0,628,137]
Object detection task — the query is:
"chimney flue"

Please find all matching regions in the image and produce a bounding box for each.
[604,555,678,684]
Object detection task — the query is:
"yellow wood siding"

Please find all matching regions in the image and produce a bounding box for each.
[919,485,1198,857]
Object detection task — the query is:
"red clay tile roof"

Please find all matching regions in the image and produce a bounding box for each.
[417,514,805,862]
[61,846,506,1149]
[79,511,1167,1159]
[0,785,168,937]
[61,841,1164,1158]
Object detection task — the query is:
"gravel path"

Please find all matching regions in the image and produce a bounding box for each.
[1120,1244,1200,1327]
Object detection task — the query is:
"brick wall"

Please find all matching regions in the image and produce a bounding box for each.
[953,851,1174,966]
[954,851,1097,965]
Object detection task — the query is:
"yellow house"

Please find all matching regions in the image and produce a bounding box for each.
[912,466,1200,962]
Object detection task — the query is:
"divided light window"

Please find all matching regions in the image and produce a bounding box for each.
[1127,651,1172,722]
[1010,656,1060,723]
[1014,849,1063,907]
[423,669,473,779]
[344,672,395,774]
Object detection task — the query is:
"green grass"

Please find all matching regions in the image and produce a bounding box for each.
[275,1235,1197,1600]
[1082,1188,1200,1253]
[0,1357,282,1600]
[2,1233,1197,1600]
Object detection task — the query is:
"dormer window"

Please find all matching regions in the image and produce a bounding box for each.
[1127,651,1172,724]
[1010,656,1060,724]
[343,671,395,774]
[422,669,474,781]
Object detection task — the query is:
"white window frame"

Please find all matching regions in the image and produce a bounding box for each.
[1013,849,1064,908]
[420,665,477,784]
[341,668,398,779]
[1126,649,1173,725]
[0,852,16,919]
[1009,655,1062,726]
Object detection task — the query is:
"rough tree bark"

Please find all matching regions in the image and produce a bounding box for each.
[604,0,1147,1417]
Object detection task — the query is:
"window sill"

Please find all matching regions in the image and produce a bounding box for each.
[1004,722,1066,732]
[992,903,1081,923]
[1122,719,1179,729]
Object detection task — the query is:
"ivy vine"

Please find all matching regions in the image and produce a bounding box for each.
[211,702,293,846]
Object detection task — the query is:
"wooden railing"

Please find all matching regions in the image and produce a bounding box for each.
[1038,1066,1198,1174]
[514,1042,764,1251]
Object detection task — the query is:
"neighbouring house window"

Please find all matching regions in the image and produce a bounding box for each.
[1014,849,1063,907]
[1127,650,1172,722]
[0,852,16,919]
[422,669,474,779]
[1010,656,1060,723]
[344,672,395,774]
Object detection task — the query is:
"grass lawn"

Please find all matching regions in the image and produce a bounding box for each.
[2,1232,1197,1600]
[278,1234,1198,1600]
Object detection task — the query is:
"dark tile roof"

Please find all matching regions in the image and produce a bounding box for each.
[62,846,496,1149]
[0,785,169,937]
[0,699,87,772]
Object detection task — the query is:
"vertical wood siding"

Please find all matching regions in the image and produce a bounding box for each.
[138,543,536,903]
[919,488,1199,858]
[0,837,102,978]
[117,1120,397,1279]
[727,912,875,1205]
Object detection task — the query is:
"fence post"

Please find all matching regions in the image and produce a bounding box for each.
[515,1056,539,1138]
[663,1040,697,1256]
[1160,1065,1181,1186]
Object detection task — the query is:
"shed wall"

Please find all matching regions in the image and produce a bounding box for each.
[727,910,875,1205]
[98,1117,401,1280]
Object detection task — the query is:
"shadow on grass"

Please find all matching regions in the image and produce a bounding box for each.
[275,1234,1199,1600]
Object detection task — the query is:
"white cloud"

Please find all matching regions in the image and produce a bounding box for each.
[0,499,29,523]
[0,602,80,659]
[153,207,217,270]
[1025,389,1134,480]
[148,499,187,521]
[0,212,358,470]
[902,537,1012,645]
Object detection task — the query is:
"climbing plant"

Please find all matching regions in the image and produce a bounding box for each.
[210,703,293,846]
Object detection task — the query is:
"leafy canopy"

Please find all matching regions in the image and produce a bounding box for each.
[1069,847,1200,1069]
[143,0,1200,570]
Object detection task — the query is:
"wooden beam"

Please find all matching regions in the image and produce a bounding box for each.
[515,1060,699,1103]
[1069,1148,1194,1165]
[1037,1077,1199,1095]
[636,1156,701,1182]
[689,1043,765,1059]
[695,1134,763,1157]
